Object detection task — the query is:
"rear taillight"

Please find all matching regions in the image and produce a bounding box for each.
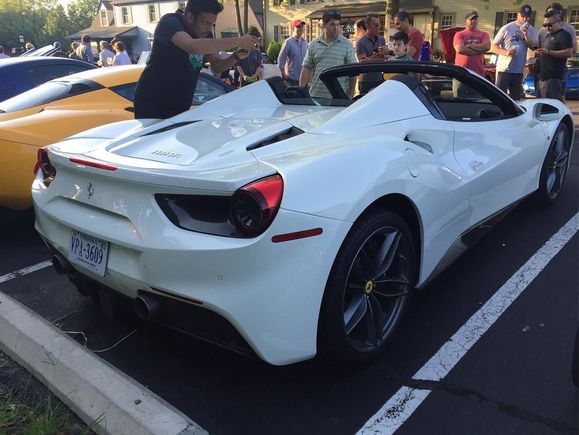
[231,175,283,236]
[155,174,284,238]
[33,146,56,185]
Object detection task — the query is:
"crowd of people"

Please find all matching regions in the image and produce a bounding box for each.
[0,1,575,114]
[275,3,575,102]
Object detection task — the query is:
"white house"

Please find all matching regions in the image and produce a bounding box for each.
[67,0,265,62]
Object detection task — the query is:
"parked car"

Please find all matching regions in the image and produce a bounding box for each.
[32,62,573,365]
[0,65,233,210]
[524,55,579,98]
[0,57,96,102]
[19,43,63,57]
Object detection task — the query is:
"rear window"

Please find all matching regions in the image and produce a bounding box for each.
[22,64,92,87]
[0,81,99,113]
[110,83,137,102]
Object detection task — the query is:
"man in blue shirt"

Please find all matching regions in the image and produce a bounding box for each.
[278,19,308,86]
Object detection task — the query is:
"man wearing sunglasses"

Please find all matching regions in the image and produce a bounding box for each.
[453,10,490,77]
[537,3,577,101]
[535,10,573,99]
[300,9,356,99]
[491,4,538,100]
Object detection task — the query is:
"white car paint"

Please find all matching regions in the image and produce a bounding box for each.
[33,69,574,365]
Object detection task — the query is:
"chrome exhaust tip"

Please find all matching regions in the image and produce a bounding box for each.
[134,294,160,321]
[51,254,72,275]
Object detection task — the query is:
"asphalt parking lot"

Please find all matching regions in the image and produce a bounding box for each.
[0,104,577,434]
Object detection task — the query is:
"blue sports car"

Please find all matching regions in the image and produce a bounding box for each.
[0,57,96,102]
[524,55,579,98]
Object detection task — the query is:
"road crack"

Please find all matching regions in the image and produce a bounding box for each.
[406,378,573,433]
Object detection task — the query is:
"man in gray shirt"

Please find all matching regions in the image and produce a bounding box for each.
[491,4,538,100]
[278,19,308,86]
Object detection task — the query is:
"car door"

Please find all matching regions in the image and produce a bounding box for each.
[428,75,546,227]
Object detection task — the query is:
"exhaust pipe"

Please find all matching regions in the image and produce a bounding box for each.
[51,254,72,275]
[134,294,160,321]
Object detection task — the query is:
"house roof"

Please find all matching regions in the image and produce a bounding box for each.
[66,26,139,40]
[112,0,166,5]
[305,0,435,19]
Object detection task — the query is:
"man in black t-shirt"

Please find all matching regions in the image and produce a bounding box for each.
[134,0,260,119]
[536,10,573,99]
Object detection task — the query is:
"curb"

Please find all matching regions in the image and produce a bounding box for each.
[0,290,207,435]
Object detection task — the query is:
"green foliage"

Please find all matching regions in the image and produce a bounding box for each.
[266,41,282,63]
[0,0,98,52]
[67,0,99,33]
[432,48,444,62]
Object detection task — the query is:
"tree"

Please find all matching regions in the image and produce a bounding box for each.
[385,0,399,22]
[234,0,243,36]
[44,4,71,46]
[243,0,249,36]
[67,0,99,34]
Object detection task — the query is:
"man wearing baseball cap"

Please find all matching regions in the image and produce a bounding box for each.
[453,10,490,76]
[278,19,308,86]
[491,4,538,99]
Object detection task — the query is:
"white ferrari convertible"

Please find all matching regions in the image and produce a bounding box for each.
[33,62,574,365]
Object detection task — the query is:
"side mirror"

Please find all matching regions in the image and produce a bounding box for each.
[528,102,560,126]
[535,102,560,121]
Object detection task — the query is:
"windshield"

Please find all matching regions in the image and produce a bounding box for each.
[0,80,99,113]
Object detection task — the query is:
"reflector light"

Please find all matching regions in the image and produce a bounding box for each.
[272,228,323,243]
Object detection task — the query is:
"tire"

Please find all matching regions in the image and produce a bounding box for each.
[318,209,416,363]
[534,122,571,206]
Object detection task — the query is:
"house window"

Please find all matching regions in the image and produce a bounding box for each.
[121,6,132,25]
[100,10,107,26]
[280,24,290,40]
[505,11,517,23]
[148,4,158,23]
[440,14,453,29]
[570,8,579,35]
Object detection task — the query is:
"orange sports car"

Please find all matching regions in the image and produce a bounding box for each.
[0,65,233,209]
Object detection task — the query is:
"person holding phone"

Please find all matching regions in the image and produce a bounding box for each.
[355,14,386,94]
[491,4,538,100]
[134,0,260,119]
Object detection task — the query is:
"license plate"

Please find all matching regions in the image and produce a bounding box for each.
[68,230,109,277]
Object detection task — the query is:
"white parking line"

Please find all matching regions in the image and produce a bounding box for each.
[358,212,579,435]
[0,261,52,284]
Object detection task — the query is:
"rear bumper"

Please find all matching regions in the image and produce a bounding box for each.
[33,176,350,365]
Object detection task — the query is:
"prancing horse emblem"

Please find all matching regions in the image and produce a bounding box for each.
[87,182,94,199]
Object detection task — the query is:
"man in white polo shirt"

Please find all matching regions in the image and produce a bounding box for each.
[299,9,356,99]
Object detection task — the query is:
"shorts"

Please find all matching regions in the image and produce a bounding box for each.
[538,78,563,99]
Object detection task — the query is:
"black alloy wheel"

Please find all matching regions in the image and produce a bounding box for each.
[319,210,416,362]
[535,122,571,206]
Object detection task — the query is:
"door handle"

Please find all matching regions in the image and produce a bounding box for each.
[404,135,433,154]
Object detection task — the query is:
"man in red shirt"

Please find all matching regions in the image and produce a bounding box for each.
[453,10,490,76]
[394,11,424,60]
